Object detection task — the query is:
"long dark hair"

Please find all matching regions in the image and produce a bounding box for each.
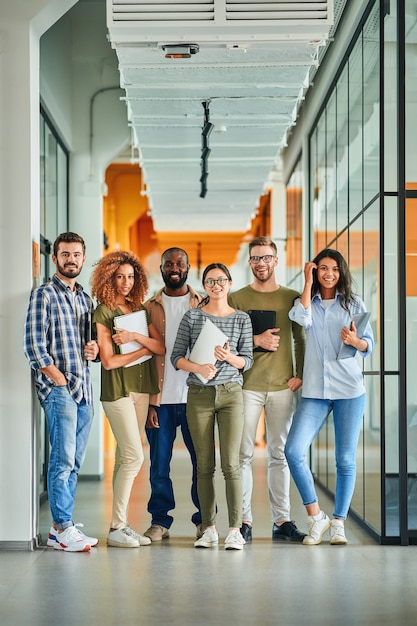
[198,263,232,308]
[311,248,358,312]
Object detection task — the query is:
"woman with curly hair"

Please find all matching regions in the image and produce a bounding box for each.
[285,248,374,546]
[91,251,165,548]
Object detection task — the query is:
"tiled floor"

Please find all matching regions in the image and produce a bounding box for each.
[1,446,417,625]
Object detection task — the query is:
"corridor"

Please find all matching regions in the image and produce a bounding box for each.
[1,446,416,625]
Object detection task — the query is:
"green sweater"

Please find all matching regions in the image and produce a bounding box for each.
[93,304,159,402]
[228,285,305,392]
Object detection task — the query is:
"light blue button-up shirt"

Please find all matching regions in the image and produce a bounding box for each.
[289,293,374,400]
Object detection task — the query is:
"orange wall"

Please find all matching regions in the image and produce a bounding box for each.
[406,183,417,297]
[103,163,271,271]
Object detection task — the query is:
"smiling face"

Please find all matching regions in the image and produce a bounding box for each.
[316,257,340,298]
[114,264,135,299]
[160,249,189,291]
[203,268,231,300]
[52,242,86,282]
[248,245,278,284]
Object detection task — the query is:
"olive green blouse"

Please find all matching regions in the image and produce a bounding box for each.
[93,304,159,402]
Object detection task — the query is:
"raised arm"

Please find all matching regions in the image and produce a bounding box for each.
[300,261,317,309]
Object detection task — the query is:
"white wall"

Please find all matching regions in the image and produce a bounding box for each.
[0,0,130,546]
[0,0,78,547]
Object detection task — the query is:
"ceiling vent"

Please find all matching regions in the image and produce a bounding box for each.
[108,0,334,45]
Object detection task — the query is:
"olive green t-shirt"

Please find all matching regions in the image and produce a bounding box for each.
[228,285,305,392]
[93,304,159,402]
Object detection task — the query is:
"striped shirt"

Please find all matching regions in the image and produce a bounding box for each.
[171,308,253,386]
[24,274,94,404]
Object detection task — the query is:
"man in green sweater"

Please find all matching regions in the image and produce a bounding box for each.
[228,236,306,542]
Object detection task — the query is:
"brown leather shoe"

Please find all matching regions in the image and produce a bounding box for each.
[143,525,170,542]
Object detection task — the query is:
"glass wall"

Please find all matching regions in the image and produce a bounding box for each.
[405,0,417,537]
[287,0,385,539]
[286,158,303,289]
[38,107,69,502]
[40,106,69,264]
[286,0,417,543]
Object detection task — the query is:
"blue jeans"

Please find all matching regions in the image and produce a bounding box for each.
[284,395,366,520]
[146,403,201,529]
[41,385,94,529]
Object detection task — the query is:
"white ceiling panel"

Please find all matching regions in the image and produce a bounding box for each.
[107,0,337,232]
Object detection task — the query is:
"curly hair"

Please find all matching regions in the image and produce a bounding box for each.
[311,248,358,312]
[91,250,148,311]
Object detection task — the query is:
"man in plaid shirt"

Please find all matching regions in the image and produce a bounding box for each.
[24,232,99,552]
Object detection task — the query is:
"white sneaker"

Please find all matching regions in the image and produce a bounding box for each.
[303,512,331,545]
[194,527,219,548]
[124,525,151,546]
[52,525,91,552]
[107,527,139,548]
[224,529,245,550]
[330,519,347,545]
[47,523,98,548]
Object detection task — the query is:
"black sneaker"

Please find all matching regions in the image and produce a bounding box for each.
[272,521,306,542]
[240,522,252,543]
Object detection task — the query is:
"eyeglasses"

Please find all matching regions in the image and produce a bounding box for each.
[249,255,275,264]
[204,278,229,288]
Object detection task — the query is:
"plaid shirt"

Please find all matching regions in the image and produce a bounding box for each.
[24,274,94,404]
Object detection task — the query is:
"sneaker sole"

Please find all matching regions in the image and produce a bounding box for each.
[144,533,169,542]
[194,542,218,548]
[53,542,91,552]
[225,544,244,550]
[107,540,139,548]
[330,537,348,545]
[48,534,98,547]
[272,535,305,543]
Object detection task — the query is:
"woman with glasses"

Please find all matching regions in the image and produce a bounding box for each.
[285,248,374,546]
[171,263,253,550]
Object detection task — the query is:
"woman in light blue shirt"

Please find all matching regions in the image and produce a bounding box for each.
[285,249,373,546]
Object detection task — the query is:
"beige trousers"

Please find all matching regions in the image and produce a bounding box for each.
[102,393,149,529]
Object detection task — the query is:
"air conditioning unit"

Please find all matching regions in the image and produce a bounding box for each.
[107,0,334,45]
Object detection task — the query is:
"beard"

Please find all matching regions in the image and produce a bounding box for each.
[252,266,275,283]
[162,271,188,290]
[56,261,82,279]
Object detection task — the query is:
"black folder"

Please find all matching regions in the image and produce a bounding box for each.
[248,310,277,352]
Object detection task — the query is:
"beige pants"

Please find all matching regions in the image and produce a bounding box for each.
[102,393,149,529]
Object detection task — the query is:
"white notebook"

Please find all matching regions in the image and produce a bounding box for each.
[113,309,152,367]
[189,318,228,383]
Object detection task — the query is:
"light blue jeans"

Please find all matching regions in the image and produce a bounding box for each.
[41,385,94,529]
[284,395,366,520]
